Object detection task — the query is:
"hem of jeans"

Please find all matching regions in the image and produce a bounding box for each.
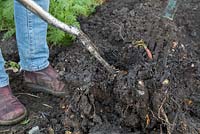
[0,78,9,88]
[20,61,49,72]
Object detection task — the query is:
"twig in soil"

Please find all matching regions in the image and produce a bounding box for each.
[160,124,163,134]
[150,109,159,121]
[39,111,49,120]
[170,110,179,133]
[170,98,180,132]
[42,103,53,109]
[90,94,97,116]
[161,107,171,134]
[123,104,134,117]
[15,93,40,98]
[150,98,178,134]
[112,22,125,41]
[0,129,10,133]
[146,114,151,127]
[158,96,167,121]
[158,96,172,134]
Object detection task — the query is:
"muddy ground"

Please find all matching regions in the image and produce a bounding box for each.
[0,0,200,133]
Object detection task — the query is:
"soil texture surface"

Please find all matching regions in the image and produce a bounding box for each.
[0,0,200,134]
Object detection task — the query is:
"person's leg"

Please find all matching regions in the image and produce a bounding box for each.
[14,0,50,71]
[14,0,67,96]
[0,49,27,125]
[0,49,9,88]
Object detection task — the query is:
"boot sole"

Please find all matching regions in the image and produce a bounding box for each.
[0,108,27,126]
[25,83,66,97]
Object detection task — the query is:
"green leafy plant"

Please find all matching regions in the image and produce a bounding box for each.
[5,61,20,73]
[20,118,30,125]
[0,0,102,45]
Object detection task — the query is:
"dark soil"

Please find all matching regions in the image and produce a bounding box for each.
[0,0,200,133]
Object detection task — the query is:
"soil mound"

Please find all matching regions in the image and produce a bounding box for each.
[52,0,200,133]
[0,0,199,133]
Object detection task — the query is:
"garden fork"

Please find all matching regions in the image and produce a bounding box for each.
[163,0,179,20]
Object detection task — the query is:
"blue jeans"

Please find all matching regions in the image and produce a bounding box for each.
[0,0,50,87]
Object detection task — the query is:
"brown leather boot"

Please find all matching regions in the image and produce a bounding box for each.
[24,65,66,97]
[0,86,27,125]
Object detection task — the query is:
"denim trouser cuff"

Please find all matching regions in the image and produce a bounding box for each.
[20,61,49,72]
[0,49,9,88]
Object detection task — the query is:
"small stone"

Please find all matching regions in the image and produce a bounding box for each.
[61,105,66,109]
[48,127,54,134]
[172,41,178,49]
[162,79,169,85]
[59,71,65,76]
[70,114,75,119]
[28,126,40,134]
[65,131,72,134]
[137,90,145,95]
[138,80,144,87]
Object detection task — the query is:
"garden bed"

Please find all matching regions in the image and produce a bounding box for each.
[0,0,200,133]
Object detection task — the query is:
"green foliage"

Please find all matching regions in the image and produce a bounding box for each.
[48,0,99,45]
[2,28,15,41]
[0,0,15,40]
[20,118,30,125]
[0,0,101,45]
[5,61,20,73]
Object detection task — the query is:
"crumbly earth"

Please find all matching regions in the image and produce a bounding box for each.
[0,0,200,133]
